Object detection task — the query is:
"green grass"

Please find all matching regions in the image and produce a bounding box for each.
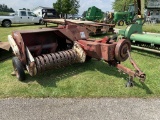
[0,24,53,42]
[0,12,10,16]
[0,23,160,98]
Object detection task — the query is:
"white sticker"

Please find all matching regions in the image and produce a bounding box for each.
[80,32,86,39]
[14,33,18,37]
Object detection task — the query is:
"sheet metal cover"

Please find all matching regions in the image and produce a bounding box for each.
[0,41,10,51]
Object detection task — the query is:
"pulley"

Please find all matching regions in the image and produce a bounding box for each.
[115,39,131,62]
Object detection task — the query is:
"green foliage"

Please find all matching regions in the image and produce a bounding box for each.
[69,0,80,15]
[0,4,14,12]
[53,0,80,17]
[0,12,9,16]
[62,0,72,14]
[53,0,62,15]
[82,11,87,17]
[112,0,134,11]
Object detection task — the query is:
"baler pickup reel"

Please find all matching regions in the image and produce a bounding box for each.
[8,23,146,87]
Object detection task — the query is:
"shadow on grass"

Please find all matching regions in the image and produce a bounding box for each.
[1,24,46,28]
[133,81,153,94]
[23,59,153,94]
[0,49,12,62]
[24,60,123,84]
[0,24,58,29]
[11,24,43,27]
[0,24,37,28]
[132,48,160,58]
[90,33,113,39]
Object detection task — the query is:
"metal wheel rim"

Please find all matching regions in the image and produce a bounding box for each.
[120,21,123,26]
[5,22,10,27]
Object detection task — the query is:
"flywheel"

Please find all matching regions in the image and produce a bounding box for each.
[115,39,131,62]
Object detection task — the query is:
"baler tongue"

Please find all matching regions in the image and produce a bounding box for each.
[116,50,146,87]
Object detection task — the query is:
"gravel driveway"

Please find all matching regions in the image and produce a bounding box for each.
[0,98,160,120]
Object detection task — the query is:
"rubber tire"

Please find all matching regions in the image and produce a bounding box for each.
[117,20,124,26]
[12,57,25,81]
[2,20,11,27]
[39,19,44,25]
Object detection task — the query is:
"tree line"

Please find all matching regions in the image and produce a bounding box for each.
[0,4,14,12]
[112,0,147,12]
[53,0,80,18]
[53,0,146,17]
[112,0,135,12]
[0,1,145,17]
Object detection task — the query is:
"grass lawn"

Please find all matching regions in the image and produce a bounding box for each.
[0,23,160,98]
[0,12,11,16]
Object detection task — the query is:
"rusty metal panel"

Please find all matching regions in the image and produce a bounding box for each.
[59,25,89,41]
[100,44,116,61]
[0,42,10,51]
[78,39,116,61]
[11,31,27,64]
[43,19,115,35]
[78,40,102,59]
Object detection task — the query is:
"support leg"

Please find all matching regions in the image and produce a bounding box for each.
[126,76,134,87]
